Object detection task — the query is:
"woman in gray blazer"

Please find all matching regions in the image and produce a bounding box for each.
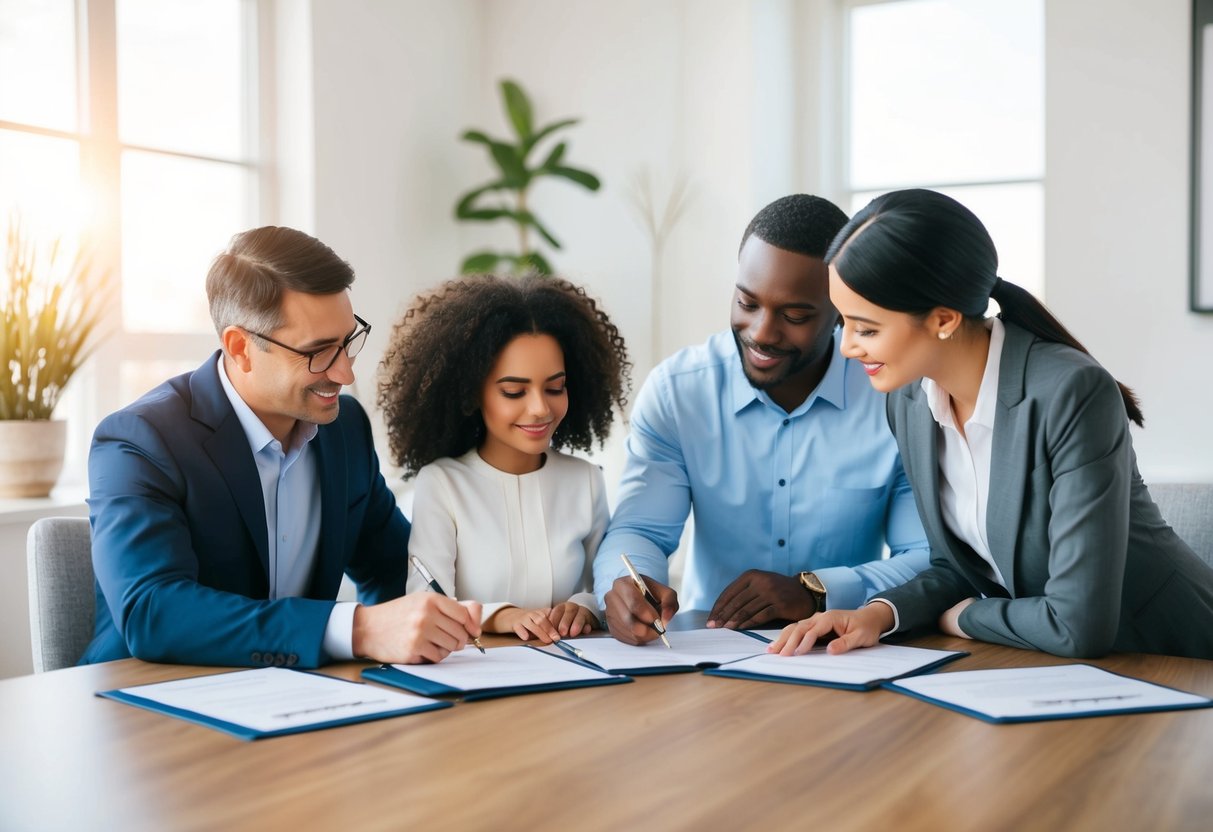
[771,188,1213,660]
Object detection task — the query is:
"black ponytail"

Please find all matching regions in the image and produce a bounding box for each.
[990,278,1142,426]
[828,189,1143,427]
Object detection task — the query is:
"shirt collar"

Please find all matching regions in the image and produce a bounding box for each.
[216,356,319,455]
[729,331,848,416]
[922,317,1005,430]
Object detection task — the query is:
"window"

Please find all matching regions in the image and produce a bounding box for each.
[841,0,1045,298]
[0,0,267,484]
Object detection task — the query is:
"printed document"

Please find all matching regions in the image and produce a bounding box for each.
[390,645,616,691]
[718,643,964,686]
[114,667,440,732]
[889,664,1213,720]
[563,628,767,671]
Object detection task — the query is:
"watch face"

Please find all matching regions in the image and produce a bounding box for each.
[800,572,825,594]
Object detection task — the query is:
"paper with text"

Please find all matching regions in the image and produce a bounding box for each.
[564,628,767,671]
[889,664,1213,720]
[719,643,963,686]
[115,668,440,732]
[391,645,616,691]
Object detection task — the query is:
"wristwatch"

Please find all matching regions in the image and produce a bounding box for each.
[798,571,827,614]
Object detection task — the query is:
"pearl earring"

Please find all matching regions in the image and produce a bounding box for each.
[938,331,951,341]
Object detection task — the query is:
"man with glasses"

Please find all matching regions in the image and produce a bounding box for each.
[82,226,482,668]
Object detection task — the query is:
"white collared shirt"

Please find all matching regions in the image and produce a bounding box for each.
[921,317,1008,589]
[217,358,356,659]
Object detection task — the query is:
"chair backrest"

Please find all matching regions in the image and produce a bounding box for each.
[27,517,95,673]
[1150,483,1213,568]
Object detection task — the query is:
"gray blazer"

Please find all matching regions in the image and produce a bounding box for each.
[876,321,1213,659]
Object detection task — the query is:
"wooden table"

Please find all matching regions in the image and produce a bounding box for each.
[3,628,1212,832]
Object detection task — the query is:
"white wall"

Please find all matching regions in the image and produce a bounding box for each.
[304,0,784,493]
[299,0,1213,486]
[1046,0,1213,482]
[307,0,484,398]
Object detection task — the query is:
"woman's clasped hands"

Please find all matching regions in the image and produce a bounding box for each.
[491,602,598,643]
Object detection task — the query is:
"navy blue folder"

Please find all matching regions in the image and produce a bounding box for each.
[882,664,1213,723]
[703,648,968,691]
[362,647,631,701]
[97,669,452,741]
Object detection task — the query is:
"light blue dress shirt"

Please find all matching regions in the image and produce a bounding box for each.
[217,359,356,659]
[593,330,930,612]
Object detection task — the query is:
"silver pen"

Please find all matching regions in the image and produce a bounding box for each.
[410,556,486,654]
[620,553,672,648]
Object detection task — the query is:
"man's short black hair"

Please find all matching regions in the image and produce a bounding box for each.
[738,194,850,259]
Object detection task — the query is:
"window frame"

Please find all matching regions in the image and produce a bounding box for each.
[833,0,1046,296]
[0,0,273,486]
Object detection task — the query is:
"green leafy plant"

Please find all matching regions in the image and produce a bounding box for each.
[1,215,111,420]
[455,79,602,275]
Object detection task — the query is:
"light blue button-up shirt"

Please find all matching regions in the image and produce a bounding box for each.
[217,359,355,659]
[593,330,930,612]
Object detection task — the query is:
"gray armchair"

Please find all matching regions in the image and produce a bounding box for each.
[27,517,95,672]
[1150,483,1213,567]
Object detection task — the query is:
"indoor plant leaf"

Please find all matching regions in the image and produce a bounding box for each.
[547,165,601,191]
[521,118,579,158]
[501,79,533,140]
[460,251,504,274]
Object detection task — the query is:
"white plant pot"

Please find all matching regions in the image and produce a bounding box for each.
[0,420,68,498]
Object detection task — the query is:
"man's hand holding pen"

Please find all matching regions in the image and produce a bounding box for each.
[604,568,679,646]
[351,593,483,665]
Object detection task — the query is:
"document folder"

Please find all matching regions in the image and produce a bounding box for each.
[362,644,631,701]
[885,664,1213,723]
[98,667,451,741]
[704,643,967,690]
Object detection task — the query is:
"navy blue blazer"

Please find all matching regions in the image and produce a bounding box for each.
[81,352,410,667]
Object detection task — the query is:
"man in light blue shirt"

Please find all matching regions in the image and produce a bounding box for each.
[595,195,929,643]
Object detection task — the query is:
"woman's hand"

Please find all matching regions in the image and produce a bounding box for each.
[547,602,598,638]
[491,607,562,643]
[767,604,894,656]
[938,597,975,638]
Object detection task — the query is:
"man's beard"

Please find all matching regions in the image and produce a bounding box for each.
[732,329,811,390]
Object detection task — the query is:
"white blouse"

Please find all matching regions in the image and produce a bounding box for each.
[405,448,608,623]
[921,317,1008,589]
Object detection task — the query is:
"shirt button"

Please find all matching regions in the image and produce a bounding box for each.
[778,539,786,547]
[778,479,786,486]
[782,418,790,426]
[250,652,262,663]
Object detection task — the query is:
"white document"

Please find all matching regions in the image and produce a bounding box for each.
[563,628,767,671]
[116,667,441,733]
[889,664,1213,720]
[391,645,616,691]
[716,643,963,687]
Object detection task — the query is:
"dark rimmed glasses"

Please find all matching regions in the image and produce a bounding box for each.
[245,314,371,374]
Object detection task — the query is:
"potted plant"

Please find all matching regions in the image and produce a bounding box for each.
[454,79,601,275]
[0,215,110,498]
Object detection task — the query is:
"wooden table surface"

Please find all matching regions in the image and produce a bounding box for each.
[3,625,1212,832]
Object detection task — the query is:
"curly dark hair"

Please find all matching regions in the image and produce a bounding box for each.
[378,274,631,477]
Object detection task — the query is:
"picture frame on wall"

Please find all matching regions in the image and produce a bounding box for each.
[1192,0,1213,311]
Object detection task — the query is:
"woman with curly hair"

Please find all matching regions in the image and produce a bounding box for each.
[378,274,630,643]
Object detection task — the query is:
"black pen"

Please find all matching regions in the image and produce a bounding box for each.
[620,553,672,648]
[410,556,486,654]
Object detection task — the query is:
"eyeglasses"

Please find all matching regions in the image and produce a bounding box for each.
[245,314,372,374]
